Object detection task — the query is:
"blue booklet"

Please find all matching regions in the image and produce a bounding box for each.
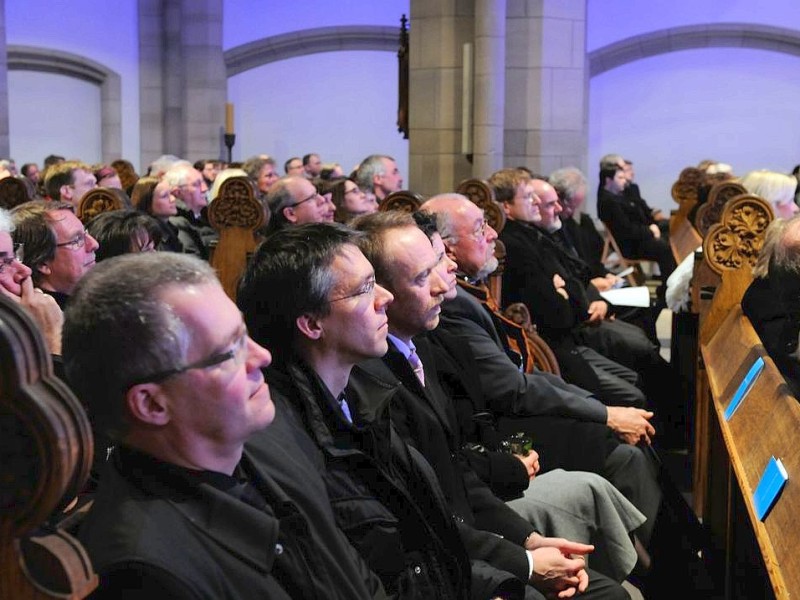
[724,356,765,421]
[753,456,788,521]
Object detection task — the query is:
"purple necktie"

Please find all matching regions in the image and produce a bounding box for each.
[408,348,425,387]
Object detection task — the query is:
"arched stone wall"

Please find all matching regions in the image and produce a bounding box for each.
[224,25,399,76]
[7,45,121,161]
[588,23,800,77]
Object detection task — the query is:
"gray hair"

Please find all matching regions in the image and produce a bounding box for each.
[355,154,393,191]
[63,253,217,441]
[0,207,14,234]
[753,218,790,279]
[149,154,184,178]
[549,167,587,201]
[162,161,196,188]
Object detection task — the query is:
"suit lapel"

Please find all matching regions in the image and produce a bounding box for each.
[385,339,455,439]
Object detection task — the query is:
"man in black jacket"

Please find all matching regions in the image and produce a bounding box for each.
[238,223,505,600]
[353,210,649,588]
[62,253,385,599]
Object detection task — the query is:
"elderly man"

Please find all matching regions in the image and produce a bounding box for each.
[264,175,335,233]
[356,154,404,203]
[62,252,387,599]
[43,160,97,206]
[353,210,648,588]
[10,200,99,309]
[238,223,481,600]
[163,161,216,258]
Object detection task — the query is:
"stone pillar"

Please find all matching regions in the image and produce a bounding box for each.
[504,0,587,175]
[408,0,475,197]
[138,0,226,169]
[0,0,9,158]
[472,0,505,179]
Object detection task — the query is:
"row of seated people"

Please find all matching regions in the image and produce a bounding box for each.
[3,162,710,599]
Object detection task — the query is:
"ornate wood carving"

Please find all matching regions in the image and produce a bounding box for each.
[703,195,773,276]
[380,190,423,213]
[208,177,265,302]
[76,187,124,224]
[696,182,748,237]
[0,294,96,598]
[671,167,705,209]
[503,302,561,376]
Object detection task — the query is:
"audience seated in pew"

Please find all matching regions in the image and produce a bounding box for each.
[488,167,648,412]
[354,211,650,585]
[62,253,388,599]
[238,222,627,600]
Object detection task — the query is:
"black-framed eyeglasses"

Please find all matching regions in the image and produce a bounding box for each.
[127,329,249,387]
[56,229,91,251]
[289,191,323,209]
[470,219,489,240]
[0,243,24,274]
[327,276,376,303]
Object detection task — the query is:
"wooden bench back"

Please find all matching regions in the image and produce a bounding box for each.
[702,308,800,598]
[0,295,97,598]
[76,187,125,224]
[207,176,265,302]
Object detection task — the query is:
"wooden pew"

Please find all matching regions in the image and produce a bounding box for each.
[692,194,774,518]
[670,167,705,264]
[0,294,97,598]
[702,307,800,598]
[207,176,265,302]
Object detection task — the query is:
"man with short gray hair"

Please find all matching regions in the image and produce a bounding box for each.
[355,154,403,203]
[63,252,386,599]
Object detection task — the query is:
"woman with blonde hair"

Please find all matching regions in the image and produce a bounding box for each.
[740,169,799,219]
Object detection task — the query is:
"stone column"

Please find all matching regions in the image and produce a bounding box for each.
[505,0,588,175]
[138,0,226,169]
[0,0,9,158]
[408,0,475,197]
[472,0,505,179]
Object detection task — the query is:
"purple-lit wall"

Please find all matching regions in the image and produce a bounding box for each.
[6,0,139,167]
[223,0,409,178]
[587,0,800,213]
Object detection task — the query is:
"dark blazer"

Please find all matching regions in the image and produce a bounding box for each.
[258,358,474,600]
[597,188,654,257]
[561,215,609,280]
[80,445,381,600]
[439,283,608,423]
[360,340,534,584]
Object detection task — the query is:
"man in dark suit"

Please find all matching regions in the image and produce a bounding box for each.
[352,210,629,598]
[238,223,513,600]
[488,168,648,411]
[62,253,386,599]
[597,163,675,306]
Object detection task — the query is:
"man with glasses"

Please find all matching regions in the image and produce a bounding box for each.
[62,252,388,599]
[10,200,99,309]
[238,223,496,600]
[264,175,335,233]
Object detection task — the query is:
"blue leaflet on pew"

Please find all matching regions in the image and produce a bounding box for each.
[724,356,765,421]
[753,456,788,521]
